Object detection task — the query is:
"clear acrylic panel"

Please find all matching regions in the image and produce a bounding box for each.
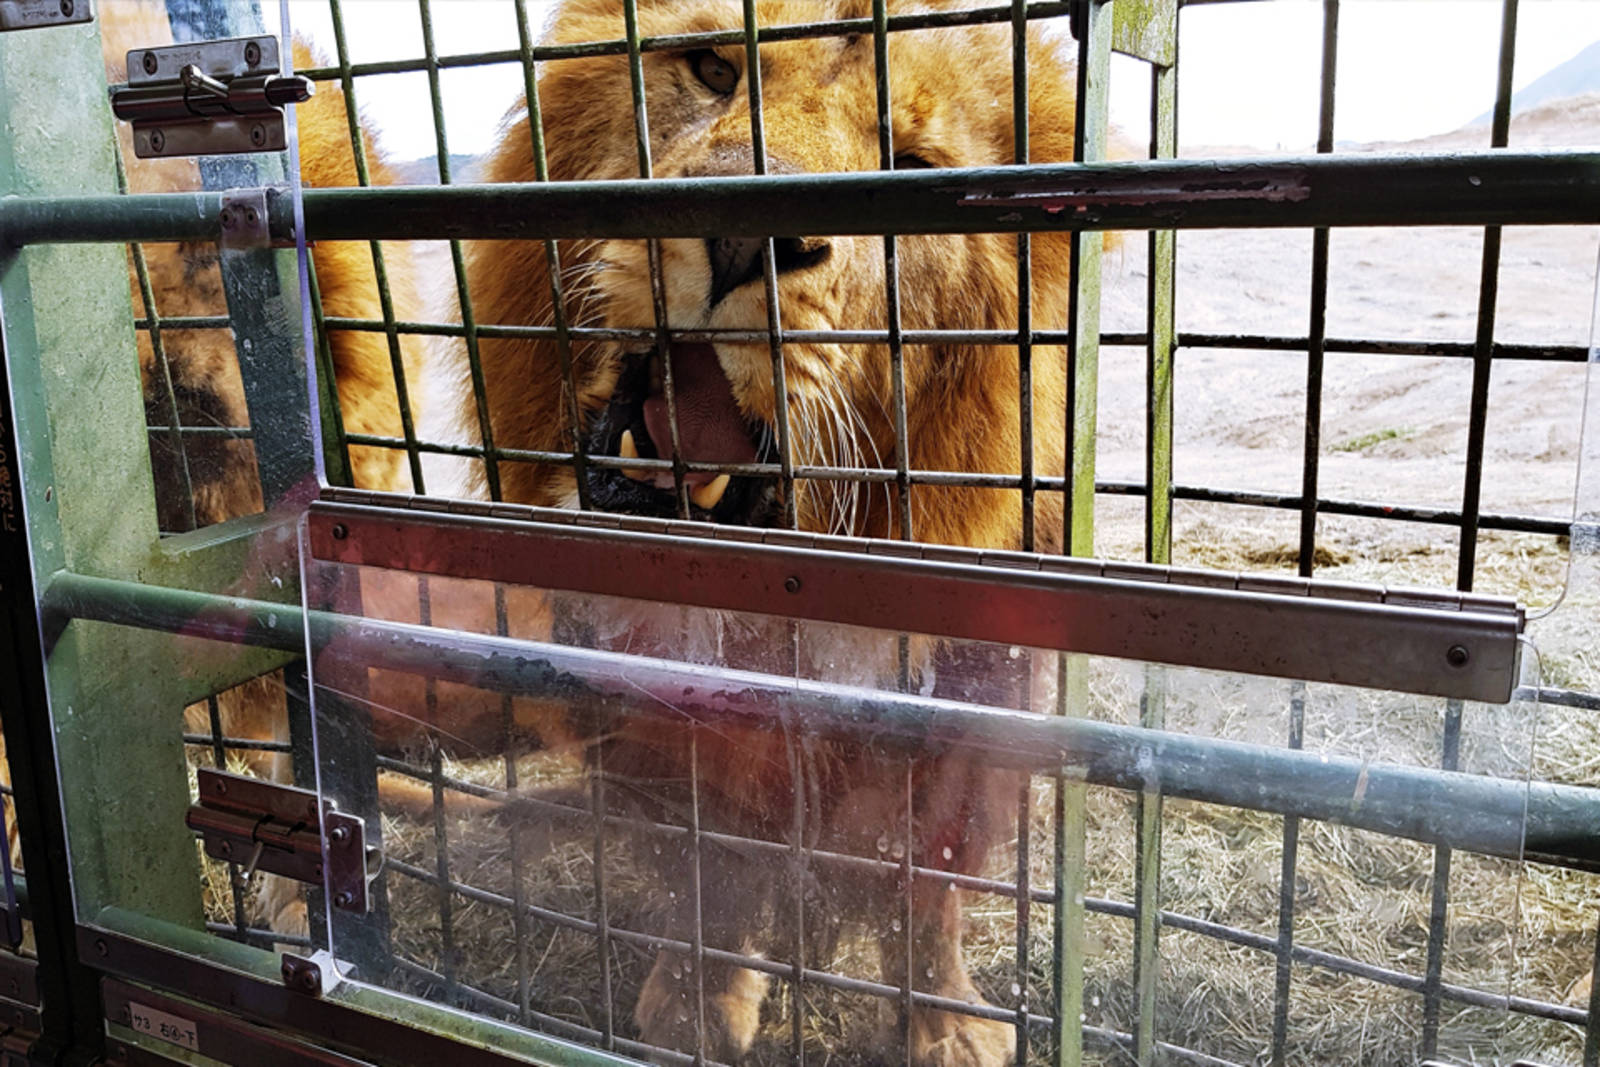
[299,513,1571,1066]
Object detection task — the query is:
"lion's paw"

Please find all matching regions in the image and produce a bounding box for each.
[635,955,767,1063]
[914,1011,1015,1067]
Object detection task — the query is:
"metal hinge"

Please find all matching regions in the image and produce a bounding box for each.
[110,35,312,158]
[0,0,90,31]
[186,768,378,913]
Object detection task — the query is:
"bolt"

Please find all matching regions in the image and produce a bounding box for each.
[783,576,802,594]
[148,129,166,154]
[331,523,348,541]
[1446,644,1470,668]
[328,824,350,844]
[59,0,73,16]
[220,207,237,230]
[280,960,295,983]
[333,890,354,909]
[244,41,262,67]
[250,124,267,148]
[245,207,259,227]
[94,938,109,958]
[217,840,232,858]
[295,963,321,993]
[142,51,158,75]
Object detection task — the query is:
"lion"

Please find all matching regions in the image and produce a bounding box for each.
[92,1,1084,1064]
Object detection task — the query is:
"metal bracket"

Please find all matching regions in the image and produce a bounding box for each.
[185,768,379,912]
[110,35,312,158]
[219,188,269,251]
[279,949,345,998]
[0,0,91,31]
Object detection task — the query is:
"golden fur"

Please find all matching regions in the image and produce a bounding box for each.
[89,2,1083,1063]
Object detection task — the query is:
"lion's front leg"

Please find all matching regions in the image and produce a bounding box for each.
[632,842,773,1062]
[879,884,1015,1067]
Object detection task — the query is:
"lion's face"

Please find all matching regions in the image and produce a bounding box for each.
[472,0,1078,550]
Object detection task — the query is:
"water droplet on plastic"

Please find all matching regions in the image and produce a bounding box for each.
[1010,982,1022,996]
[1319,753,1329,764]
[653,842,662,854]
[1079,1012,1087,1023]
[668,890,676,899]
[924,967,934,979]
[876,833,890,853]
[1008,645,1022,660]
[941,846,953,861]
[890,918,902,932]
[1090,995,1100,1007]
[889,840,905,860]
[671,964,682,979]
[682,961,692,975]
[1073,893,1085,906]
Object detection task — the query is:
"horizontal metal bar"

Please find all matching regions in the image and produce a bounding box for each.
[5,152,1598,247]
[38,572,1592,871]
[102,977,370,1067]
[286,1,1073,80]
[83,918,634,1067]
[305,500,1521,701]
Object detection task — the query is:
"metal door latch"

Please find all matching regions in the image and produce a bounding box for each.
[186,768,379,913]
[0,0,91,32]
[110,35,312,158]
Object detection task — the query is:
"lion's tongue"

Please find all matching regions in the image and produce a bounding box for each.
[641,344,756,488]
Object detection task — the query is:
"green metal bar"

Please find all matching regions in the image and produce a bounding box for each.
[421,0,500,501]
[623,0,690,518]
[871,0,912,541]
[37,570,1600,869]
[1012,0,1035,554]
[1131,17,1178,1061]
[742,0,800,531]
[307,256,356,488]
[114,143,199,534]
[515,0,591,511]
[6,152,1600,246]
[285,2,1076,81]
[1145,59,1176,566]
[328,0,426,494]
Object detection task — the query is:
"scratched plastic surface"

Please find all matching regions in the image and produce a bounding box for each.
[296,541,1566,1067]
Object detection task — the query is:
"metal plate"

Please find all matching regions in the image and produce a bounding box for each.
[0,0,91,31]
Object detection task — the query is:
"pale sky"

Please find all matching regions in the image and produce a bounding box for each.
[282,0,1600,162]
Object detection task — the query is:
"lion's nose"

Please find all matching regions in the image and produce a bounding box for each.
[705,235,832,307]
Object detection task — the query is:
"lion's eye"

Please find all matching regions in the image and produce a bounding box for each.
[894,152,936,170]
[688,50,739,95]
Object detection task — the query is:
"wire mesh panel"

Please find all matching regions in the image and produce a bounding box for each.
[295,501,1600,1066]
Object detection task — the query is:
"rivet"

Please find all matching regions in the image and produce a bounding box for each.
[93,938,109,958]
[219,207,235,229]
[214,777,227,793]
[244,41,262,68]
[783,576,801,594]
[333,890,354,909]
[217,840,232,858]
[245,207,259,226]
[1446,645,1470,668]
[148,129,166,154]
[328,824,349,844]
[250,124,267,148]
[331,523,348,540]
[142,51,158,75]
[59,0,73,16]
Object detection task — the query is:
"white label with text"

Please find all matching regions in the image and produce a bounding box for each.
[128,1002,200,1052]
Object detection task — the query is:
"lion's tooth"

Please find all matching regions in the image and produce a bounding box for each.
[619,429,639,459]
[690,473,732,511]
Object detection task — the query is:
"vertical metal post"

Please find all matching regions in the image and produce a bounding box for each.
[1055,4,1115,1064]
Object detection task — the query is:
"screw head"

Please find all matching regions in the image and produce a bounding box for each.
[213,777,228,794]
[296,964,321,992]
[148,129,166,154]
[244,41,262,67]
[245,207,259,226]
[142,51,158,75]
[59,0,73,16]
[331,523,348,541]
[250,124,267,147]
[328,824,350,844]
[280,960,295,982]
[783,576,802,594]
[1446,644,1470,668]
[94,938,109,958]
[333,890,354,909]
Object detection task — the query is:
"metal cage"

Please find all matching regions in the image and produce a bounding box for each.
[1,1,1598,1066]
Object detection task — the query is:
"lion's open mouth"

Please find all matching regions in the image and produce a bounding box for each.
[584,343,782,526]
